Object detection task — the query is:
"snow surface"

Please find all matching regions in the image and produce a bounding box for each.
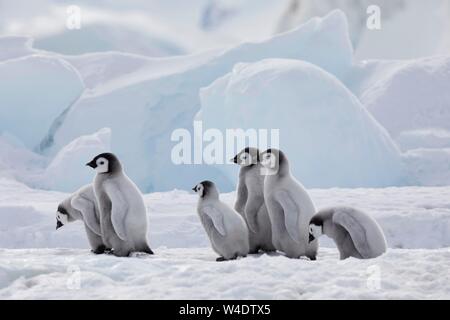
[1,247,449,299]
[0,179,449,299]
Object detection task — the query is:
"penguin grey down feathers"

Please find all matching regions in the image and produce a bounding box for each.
[86,153,153,257]
[232,147,275,253]
[56,184,109,254]
[193,180,249,261]
[309,206,387,260]
[260,148,318,260]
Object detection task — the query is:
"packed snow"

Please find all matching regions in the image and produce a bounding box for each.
[0,179,449,299]
[1,247,449,300]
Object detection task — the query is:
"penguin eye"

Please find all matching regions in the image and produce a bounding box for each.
[100,161,104,165]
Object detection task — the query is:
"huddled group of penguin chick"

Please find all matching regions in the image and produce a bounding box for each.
[56,148,387,261]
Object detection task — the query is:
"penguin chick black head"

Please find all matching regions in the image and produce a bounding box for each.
[56,204,69,230]
[231,147,260,167]
[259,148,288,175]
[308,217,323,243]
[86,153,122,174]
[192,180,218,199]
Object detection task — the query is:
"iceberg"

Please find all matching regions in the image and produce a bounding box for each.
[200,59,405,188]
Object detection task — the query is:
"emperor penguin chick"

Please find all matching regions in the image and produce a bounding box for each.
[193,180,249,261]
[232,147,275,253]
[309,207,387,260]
[86,153,153,257]
[56,184,109,254]
[260,148,318,260]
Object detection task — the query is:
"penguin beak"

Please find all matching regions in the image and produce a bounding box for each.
[192,186,197,192]
[231,156,238,164]
[86,160,96,169]
[56,219,63,230]
[309,233,315,243]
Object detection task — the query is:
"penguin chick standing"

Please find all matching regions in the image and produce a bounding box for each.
[86,153,153,257]
[232,147,275,253]
[260,148,318,260]
[193,180,249,261]
[309,207,387,260]
[56,184,109,254]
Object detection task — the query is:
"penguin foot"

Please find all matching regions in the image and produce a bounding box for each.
[308,256,317,261]
[216,257,226,262]
[91,245,106,254]
[141,246,154,255]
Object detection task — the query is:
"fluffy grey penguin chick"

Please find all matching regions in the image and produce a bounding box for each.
[56,184,109,254]
[309,206,387,260]
[193,180,249,261]
[86,153,153,257]
[232,147,275,253]
[260,148,318,260]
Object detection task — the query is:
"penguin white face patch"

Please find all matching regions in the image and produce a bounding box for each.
[238,152,252,167]
[309,224,323,238]
[193,183,204,197]
[95,157,109,174]
[57,211,69,225]
[260,152,278,174]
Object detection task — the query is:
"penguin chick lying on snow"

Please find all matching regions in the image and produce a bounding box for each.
[56,184,110,254]
[309,206,387,260]
[193,180,249,261]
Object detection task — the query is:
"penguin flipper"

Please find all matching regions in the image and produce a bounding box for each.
[203,206,227,236]
[244,194,263,233]
[274,190,301,244]
[71,195,102,236]
[104,182,128,241]
[333,210,371,259]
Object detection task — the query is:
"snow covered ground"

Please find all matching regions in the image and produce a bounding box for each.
[0,178,449,299]
[1,247,449,299]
